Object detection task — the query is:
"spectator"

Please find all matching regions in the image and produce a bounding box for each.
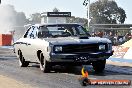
[102,32,109,39]
[113,33,118,45]
[91,32,96,37]
[97,31,103,38]
[117,35,124,45]
[108,32,115,45]
[125,33,131,41]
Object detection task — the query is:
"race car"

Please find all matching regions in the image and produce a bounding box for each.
[13,23,113,72]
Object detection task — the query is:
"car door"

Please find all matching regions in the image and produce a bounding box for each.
[26,26,40,62]
[21,26,34,61]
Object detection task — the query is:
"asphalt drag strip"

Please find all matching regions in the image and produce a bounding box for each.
[0,47,132,88]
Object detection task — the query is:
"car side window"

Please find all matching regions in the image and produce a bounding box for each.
[24,26,36,39]
[38,26,50,38]
[24,27,31,38]
[26,27,34,38]
[30,27,38,39]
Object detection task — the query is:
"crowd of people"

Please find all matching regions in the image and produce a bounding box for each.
[91,31,132,46]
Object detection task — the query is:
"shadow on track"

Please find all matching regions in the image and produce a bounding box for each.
[27,63,132,76]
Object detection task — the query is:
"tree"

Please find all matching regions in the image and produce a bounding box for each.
[29,13,41,24]
[53,7,60,12]
[16,12,28,26]
[66,16,87,25]
[90,0,126,24]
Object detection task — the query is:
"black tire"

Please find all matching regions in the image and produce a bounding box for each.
[18,51,29,67]
[39,52,51,73]
[65,65,75,72]
[92,60,106,73]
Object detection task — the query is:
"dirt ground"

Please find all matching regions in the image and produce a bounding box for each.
[0,75,33,88]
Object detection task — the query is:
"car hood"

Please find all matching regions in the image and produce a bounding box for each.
[43,37,111,45]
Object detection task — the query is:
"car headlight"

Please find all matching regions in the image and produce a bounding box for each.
[55,46,62,52]
[99,45,105,50]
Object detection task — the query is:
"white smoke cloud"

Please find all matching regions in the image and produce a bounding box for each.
[0,5,17,34]
[0,4,28,37]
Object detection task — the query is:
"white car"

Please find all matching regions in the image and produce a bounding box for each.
[14,23,113,73]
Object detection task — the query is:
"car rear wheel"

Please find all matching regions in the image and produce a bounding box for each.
[18,51,29,67]
[92,60,106,73]
[39,52,51,73]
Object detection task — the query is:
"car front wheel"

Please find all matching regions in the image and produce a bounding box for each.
[18,51,29,67]
[92,60,106,73]
[39,52,51,73]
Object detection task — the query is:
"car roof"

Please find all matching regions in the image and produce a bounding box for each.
[33,23,83,27]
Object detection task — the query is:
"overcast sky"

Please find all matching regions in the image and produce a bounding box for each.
[2,0,132,24]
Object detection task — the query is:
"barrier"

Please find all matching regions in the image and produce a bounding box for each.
[111,39,132,61]
[112,46,129,58]
[0,34,12,46]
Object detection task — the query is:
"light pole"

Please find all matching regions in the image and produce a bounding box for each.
[83,0,90,30]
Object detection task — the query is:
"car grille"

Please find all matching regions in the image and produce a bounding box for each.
[54,43,108,53]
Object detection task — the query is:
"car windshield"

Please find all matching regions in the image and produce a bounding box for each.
[38,24,90,38]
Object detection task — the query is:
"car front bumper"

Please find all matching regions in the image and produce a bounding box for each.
[48,51,113,63]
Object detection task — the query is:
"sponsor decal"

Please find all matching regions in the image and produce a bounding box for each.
[112,46,129,58]
[47,12,71,17]
[79,67,131,86]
